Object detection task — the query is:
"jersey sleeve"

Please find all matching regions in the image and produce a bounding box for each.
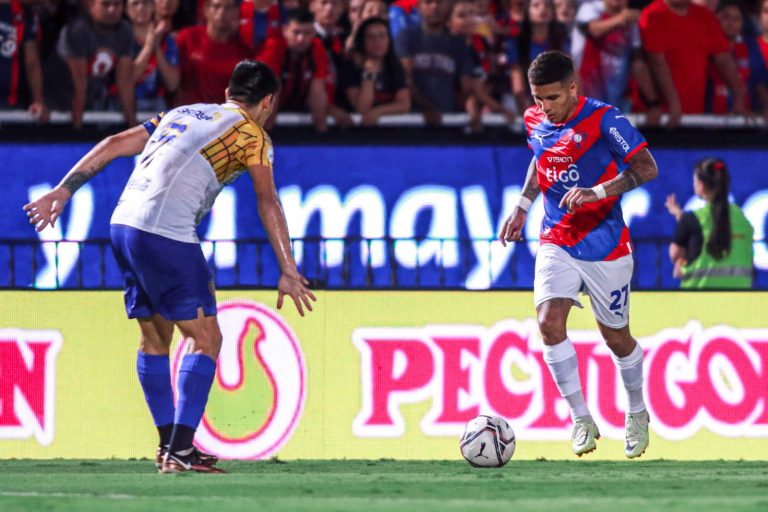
[600,107,647,163]
[142,111,166,134]
[236,123,274,171]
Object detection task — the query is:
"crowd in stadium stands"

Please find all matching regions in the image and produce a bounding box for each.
[2,0,768,130]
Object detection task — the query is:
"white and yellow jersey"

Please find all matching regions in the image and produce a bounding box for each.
[111,102,273,243]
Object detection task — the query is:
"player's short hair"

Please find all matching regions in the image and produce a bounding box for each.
[284,8,315,25]
[227,60,280,106]
[527,51,575,86]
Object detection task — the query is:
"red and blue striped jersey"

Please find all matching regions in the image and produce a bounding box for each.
[524,96,647,261]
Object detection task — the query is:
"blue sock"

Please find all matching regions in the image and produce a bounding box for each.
[168,354,217,453]
[136,352,175,443]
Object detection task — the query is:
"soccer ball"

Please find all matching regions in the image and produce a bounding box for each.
[459,415,516,468]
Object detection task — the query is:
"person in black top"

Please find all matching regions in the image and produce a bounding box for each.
[665,157,754,286]
[341,17,411,124]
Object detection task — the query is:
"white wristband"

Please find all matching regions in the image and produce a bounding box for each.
[592,184,607,200]
[516,196,532,212]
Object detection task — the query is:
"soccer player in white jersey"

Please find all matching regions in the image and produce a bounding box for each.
[499,51,659,458]
[24,60,316,473]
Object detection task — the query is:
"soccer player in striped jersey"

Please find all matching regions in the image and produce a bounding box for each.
[499,51,658,458]
[24,60,316,473]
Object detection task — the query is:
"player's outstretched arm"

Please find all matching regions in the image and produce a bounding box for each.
[249,163,317,317]
[23,125,150,232]
[560,148,658,211]
[500,156,539,246]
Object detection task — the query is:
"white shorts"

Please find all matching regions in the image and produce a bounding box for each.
[533,243,634,328]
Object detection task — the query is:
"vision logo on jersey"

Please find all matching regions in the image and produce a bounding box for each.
[172,300,306,459]
[0,330,63,446]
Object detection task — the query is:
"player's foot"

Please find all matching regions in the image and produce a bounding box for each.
[160,448,226,474]
[155,446,219,470]
[571,416,600,457]
[625,409,650,459]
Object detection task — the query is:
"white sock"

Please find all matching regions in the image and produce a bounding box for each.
[543,338,591,420]
[613,343,646,414]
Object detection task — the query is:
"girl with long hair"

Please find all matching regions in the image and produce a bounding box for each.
[666,158,754,289]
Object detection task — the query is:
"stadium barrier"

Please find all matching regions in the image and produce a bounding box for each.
[3,143,768,290]
[1,290,767,461]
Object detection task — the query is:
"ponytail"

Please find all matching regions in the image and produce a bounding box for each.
[695,158,731,260]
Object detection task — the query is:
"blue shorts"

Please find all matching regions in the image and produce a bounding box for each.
[110,225,217,321]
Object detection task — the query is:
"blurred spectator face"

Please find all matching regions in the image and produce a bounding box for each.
[419,0,446,28]
[283,19,316,53]
[89,0,124,25]
[554,0,576,26]
[126,0,155,25]
[362,0,388,20]
[283,0,301,8]
[156,0,179,19]
[206,0,240,34]
[761,0,768,31]
[528,0,554,24]
[448,0,476,36]
[348,0,366,27]
[716,5,742,40]
[363,20,390,57]
[311,0,344,28]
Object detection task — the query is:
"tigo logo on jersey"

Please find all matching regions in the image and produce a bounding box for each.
[0,330,63,446]
[544,160,581,190]
[172,300,306,459]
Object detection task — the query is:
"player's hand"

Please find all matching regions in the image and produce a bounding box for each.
[23,187,71,232]
[276,270,317,317]
[559,187,599,212]
[499,208,526,247]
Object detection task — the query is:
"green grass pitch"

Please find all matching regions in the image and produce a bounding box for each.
[1,459,767,512]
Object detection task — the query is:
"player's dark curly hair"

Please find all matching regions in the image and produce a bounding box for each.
[527,51,573,86]
[695,158,732,260]
[227,60,280,106]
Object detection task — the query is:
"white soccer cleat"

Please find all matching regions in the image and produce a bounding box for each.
[571,416,600,457]
[625,410,650,459]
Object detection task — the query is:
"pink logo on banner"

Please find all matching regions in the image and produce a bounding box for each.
[0,330,62,445]
[353,321,768,440]
[172,300,306,459]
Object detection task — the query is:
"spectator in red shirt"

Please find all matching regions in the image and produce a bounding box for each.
[310,0,352,126]
[639,0,747,127]
[239,0,286,54]
[176,0,251,105]
[708,0,768,114]
[758,0,768,69]
[259,9,330,131]
[0,0,48,122]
